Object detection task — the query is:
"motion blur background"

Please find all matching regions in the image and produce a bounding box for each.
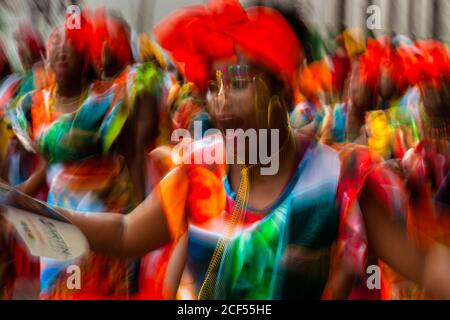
[0,0,449,69]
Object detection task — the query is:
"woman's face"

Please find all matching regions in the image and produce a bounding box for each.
[48,30,84,85]
[206,57,281,133]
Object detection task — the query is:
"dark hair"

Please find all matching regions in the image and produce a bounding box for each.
[244,0,314,63]
[1,61,12,80]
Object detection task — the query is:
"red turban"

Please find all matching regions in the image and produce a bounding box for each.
[89,7,132,69]
[14,22,46,59]
[48,7,132,71]
[154,0,303,92]
[359,37,419,94]
[47,9,92,63]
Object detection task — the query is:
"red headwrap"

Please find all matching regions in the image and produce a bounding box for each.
[154,0,303,92]
[415,40,450,88]
[358,38,386,92]
[395,43,422,88]
[359,37,417,94]
[47,8,93,64]
[89,7,132,69]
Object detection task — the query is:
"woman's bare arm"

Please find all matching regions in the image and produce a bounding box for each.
[360,173,450,298]
[59,166,189,259]
[119,91,160,203]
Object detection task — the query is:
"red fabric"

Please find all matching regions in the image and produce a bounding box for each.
[359,38,387,92]
[415,40,450,88]
[0,40,7,76]
[89,8,132,69]
[385,47,409,93]
[331,53,350,95]
[154,0,303,92]
[359,37,421,93]
[396,44,421,89]
[134,245,174,300]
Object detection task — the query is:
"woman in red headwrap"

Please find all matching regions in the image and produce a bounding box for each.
[346,37,423,160]
[4,8,172,299]
[0,22,50,301]
[28,0,450,300]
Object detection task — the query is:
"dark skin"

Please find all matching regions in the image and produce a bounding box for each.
[345,62,375,143]
[400,78,450,210]
[40,56,450,299]
[89,17,158,203]
[118,90,159,202]
[406,78,450,188]
[0,43,12,82]
[206,58,300,211]
[14,29,86,195]
[379,66,403,102]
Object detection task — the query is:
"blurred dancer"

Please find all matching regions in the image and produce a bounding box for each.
[0,23,50,300]
[6,12,164,299]
[0,40,14,181]
[0,42,14,298]
[46,0,450,300]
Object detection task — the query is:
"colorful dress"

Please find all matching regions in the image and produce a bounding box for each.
[290,101,348,145]
[7,62,166,299]
[157,135,400,300]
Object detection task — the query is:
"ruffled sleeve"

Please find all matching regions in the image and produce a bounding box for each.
[98,62,165,153]
[157,164,226,240]
[156,137,227,241]
[7,91,36,153]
